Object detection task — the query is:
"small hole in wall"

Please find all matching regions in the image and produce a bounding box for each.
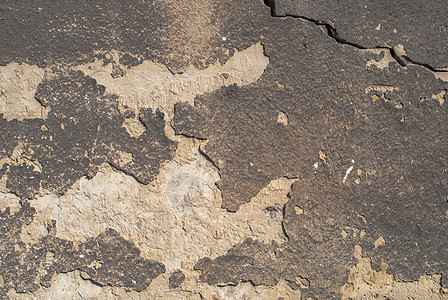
[294,205,303,215]
[122,117,146,137]
[277,111,288,125]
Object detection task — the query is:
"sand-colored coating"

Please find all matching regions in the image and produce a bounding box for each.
[0,63,47,121]
[0,192,20,214]
[77,44,269,114]
[365,49,396,70]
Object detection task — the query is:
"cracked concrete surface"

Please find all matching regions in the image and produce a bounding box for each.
[273,0,448,69]
[1,0,447,299]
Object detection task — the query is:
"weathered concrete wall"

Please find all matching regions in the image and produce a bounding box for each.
[1,0,447,299]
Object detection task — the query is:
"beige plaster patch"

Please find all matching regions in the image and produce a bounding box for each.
[77,43,269,114]
[0,63,48,121]
[365,49,396,70]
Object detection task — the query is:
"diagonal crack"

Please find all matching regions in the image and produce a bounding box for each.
[263,0,448,73]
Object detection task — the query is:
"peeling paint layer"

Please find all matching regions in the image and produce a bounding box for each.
[0,0,447,298]
[21,136,292,273]
[0,70,176,198]
[0,202,165,297]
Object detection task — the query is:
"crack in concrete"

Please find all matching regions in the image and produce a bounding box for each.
[263,0,448,73]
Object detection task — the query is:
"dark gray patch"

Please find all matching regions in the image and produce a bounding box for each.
[119,53,142,68]
[0,0,268,73]
[174,6,448,297]
[195,239,284,287]
[0,201,165,298]
[42,225,165,292]
[0,202,37,296]
[0,70,177,198]
[169,269,185,289]
[173,20,448,212]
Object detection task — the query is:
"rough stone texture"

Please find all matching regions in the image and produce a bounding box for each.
[1,0,447,299]
[274,0,448,69]
[173,20,448,212]
[172,4,447,297]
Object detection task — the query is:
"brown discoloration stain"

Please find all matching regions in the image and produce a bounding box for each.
[151,0,221,73]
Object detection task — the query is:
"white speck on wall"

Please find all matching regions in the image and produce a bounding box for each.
[222,37,227,41]
[343,166,354,183]
[313,162,319,169]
